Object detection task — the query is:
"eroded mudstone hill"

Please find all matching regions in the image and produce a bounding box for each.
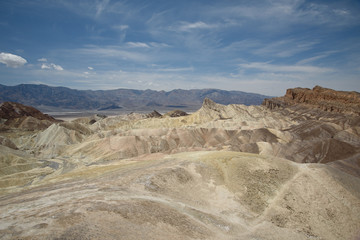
[0,102,57,121]
[0,86,360,240]
[0,102,60,130]
[263,86,360,115]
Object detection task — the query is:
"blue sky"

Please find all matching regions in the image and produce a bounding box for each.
[0,0,359,96]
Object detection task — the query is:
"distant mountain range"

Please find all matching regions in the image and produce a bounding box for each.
[0,84,271,112]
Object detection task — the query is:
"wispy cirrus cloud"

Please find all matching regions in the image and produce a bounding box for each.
[37,58,48,62]
[126,42,150,48]
[76,45,150,62]
[156,67,194,72]
[148,42,170,48]
[112,24,129,31]
[296,51,339,65]
[95,0,110,18]
[253,39,319,58]
[238,62,334,74]
[221,38,320,59]
[175,21,218,32]
[126,42,170,48]
[206,0,360,30]
[58,0,114,19]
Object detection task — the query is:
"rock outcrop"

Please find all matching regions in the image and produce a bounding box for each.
[263,86,360,115]
[0,102,60,130]
[146,110,162,118]
[163,110,188,117]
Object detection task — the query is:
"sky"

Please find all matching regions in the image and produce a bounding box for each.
[0,0,359,96]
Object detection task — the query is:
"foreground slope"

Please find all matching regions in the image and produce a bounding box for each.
[1,151,359,240]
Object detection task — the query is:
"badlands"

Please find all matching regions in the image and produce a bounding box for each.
[0,86,360,240]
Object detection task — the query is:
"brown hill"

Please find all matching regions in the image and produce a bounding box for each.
[0,102,56,121]
[0,102,60,130]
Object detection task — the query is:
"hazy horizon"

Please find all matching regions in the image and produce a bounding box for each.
[0,82,275,96]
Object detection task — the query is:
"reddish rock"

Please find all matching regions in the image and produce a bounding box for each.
[0,102,60,130]
[0,102,57,121]
[263,86,360,115]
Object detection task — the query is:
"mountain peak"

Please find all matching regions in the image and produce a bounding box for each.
[202,98,217,108]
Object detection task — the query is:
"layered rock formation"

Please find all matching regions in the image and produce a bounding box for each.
[0,87,360,240]
[263,85,360,115]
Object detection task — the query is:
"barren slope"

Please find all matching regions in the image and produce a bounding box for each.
[1,151,359,240]
[1,98,360,193]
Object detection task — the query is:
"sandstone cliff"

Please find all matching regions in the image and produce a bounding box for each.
[263,86,360,115]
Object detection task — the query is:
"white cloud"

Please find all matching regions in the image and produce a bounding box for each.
[51,63,64,71]
[37,58,48,62]
[176,21,217,32]
[88,66,94,70]
[113,24,129,31]
[126,42,150,48]
[239,62,333,74]
[41,63,51,69]
[0,52,27,68]
[157,67,194,72]
[41,63,64,71]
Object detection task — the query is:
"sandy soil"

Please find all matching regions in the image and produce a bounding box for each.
[1,151,359,240]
